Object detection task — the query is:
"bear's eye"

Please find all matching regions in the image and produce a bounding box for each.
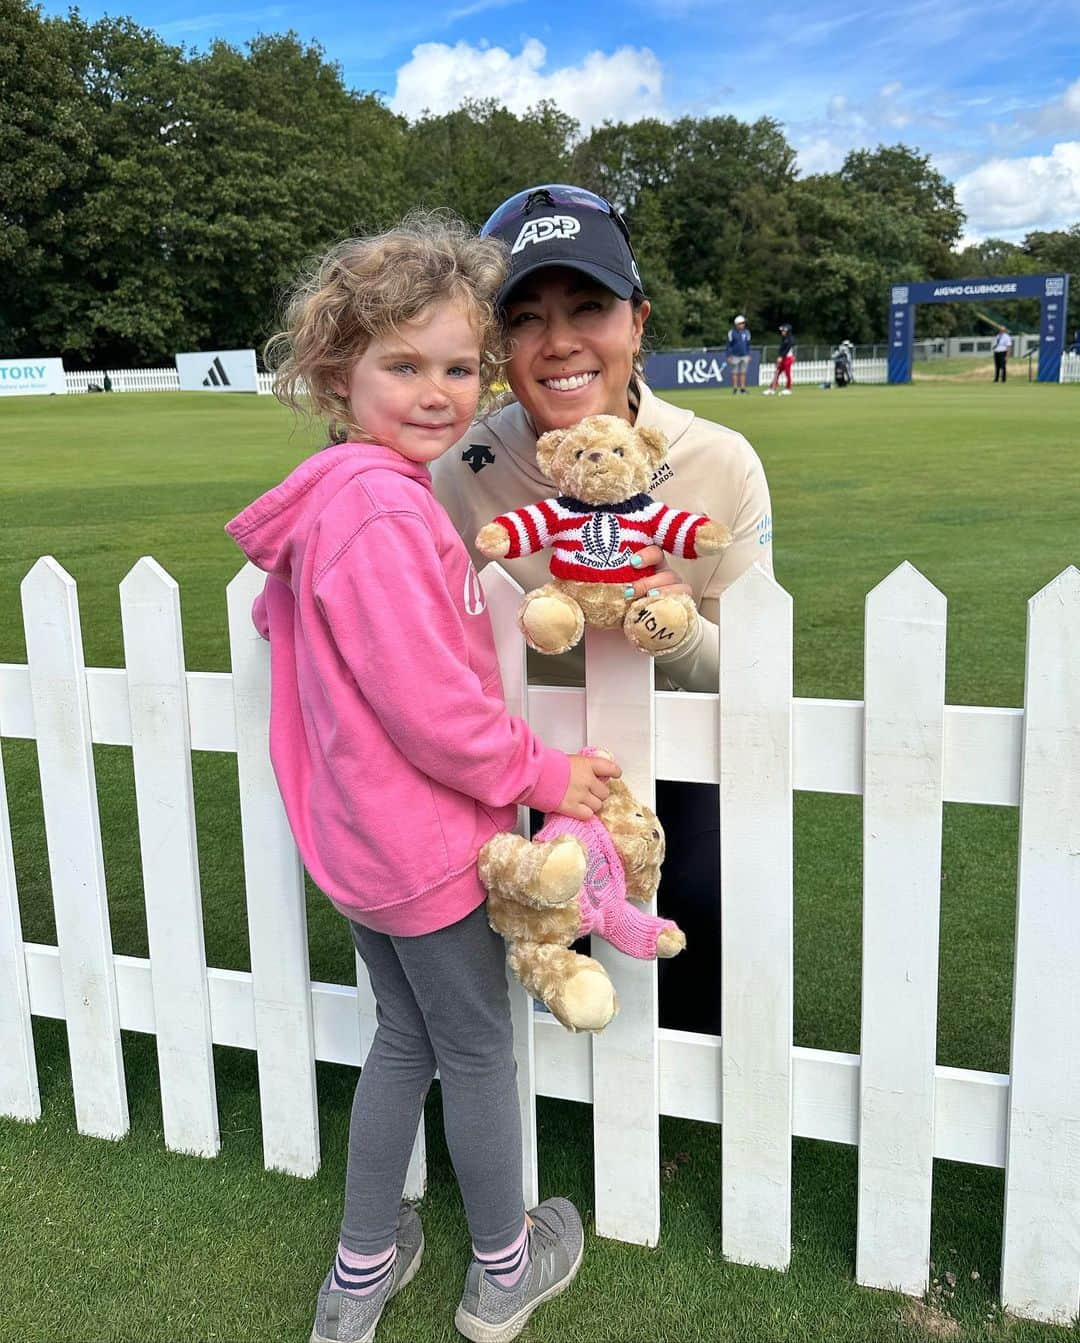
[575,449,584,459]
[635,812,643,818]
[614,448,624,457]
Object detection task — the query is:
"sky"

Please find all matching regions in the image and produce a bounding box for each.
[41,0,1080,243]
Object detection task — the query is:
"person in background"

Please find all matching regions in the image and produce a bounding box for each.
[725,314,752,394]
[433,184,775,1035]
[992,324,1013,382]
[763,324,795,395]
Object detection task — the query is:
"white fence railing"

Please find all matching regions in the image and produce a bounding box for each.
[1060,351,1080,383]
[757,357,888,387]
[65,368,181,394]
[63,369,275,394]
[2,558,1079,1325]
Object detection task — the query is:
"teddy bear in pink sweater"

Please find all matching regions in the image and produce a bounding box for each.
[479,754,685,1032]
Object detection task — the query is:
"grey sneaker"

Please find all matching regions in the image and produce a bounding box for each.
[454,1198,583,1343]
[310,1203,424,1343]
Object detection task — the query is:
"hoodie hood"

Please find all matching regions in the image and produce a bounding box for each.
[225,442,430,581]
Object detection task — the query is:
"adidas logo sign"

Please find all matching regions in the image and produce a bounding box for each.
[203,356,231,388]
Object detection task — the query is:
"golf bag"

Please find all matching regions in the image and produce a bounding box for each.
[833,342,854,387]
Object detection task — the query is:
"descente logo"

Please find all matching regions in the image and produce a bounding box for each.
[511,216,580,254]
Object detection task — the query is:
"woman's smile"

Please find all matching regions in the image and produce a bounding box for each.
[504,267,648,434]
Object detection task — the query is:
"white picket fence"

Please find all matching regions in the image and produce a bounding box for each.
[64,369,275,394]
[1,557,1078,1325]
[757,357,888,387]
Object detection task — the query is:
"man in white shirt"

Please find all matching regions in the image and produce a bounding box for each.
[993,325,1013,382]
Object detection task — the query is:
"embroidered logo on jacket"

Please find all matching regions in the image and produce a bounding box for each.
[463,563,486,615]
[462,443,495,473]
[511,216,580,253]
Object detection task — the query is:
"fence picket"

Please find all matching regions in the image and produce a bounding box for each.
[856,563,946,1295]
[482,563,540,1207]
[719,565,794,1269]
[0,721,39,1121]
[1001,567,1080,1324]
[20,557,128,1139]
[120,559,219,1157]
[227,563,320,1177]
[586,627,659,1246]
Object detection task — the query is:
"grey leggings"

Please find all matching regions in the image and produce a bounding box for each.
[342,904,525,1256]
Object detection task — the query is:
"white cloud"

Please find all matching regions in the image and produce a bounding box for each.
[956,141,1080,235]
[1034,77,1080,136]
[389,38,666,130]
[795,136,849,175]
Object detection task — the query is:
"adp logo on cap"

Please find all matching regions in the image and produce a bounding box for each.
[511,215,580,254]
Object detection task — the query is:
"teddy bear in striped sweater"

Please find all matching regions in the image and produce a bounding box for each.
[475,414,731,656]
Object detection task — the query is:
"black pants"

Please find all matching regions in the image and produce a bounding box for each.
[654,780,721,1033]
[530,778,721,1035]
[994,351,1007,381]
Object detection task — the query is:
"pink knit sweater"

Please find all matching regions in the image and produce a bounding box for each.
[532,813,677,958]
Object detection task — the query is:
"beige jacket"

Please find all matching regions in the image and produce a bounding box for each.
[431,383,774,692]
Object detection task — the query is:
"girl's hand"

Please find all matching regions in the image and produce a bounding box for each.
[626,546,693,601]
[557,753,622,820]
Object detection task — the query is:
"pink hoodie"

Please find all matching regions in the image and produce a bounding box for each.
[225,442,569,936]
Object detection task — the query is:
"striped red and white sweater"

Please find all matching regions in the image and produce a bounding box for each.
[492,493,711,584]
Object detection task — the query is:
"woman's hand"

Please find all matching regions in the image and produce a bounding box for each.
[625,546,693,601]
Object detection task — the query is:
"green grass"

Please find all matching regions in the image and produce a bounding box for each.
[912,357,1037,381]
[2,384,1079,1342]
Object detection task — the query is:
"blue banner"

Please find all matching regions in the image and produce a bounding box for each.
[887,274,1070,384]
[646,347,761,390]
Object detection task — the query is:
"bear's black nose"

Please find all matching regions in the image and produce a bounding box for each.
[587,452,603,462]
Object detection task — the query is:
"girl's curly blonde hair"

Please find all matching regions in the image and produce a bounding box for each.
[266,211,508,443]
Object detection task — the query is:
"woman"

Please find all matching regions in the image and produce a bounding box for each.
[432,184,774,1033]
[764,323,795,395]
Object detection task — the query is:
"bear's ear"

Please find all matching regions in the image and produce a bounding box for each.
[536,426,568,479]
[635,425,668,468]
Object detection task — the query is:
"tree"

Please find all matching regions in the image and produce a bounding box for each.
[839,144,964,272]
[0,0,96,354]
[405,100,576,227]
[176,34,410,355]
[569,118,678,214]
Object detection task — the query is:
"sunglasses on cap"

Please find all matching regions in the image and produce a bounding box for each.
[480,184,637,254]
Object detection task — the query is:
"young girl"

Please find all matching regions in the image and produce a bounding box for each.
[225,215,618,1343]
